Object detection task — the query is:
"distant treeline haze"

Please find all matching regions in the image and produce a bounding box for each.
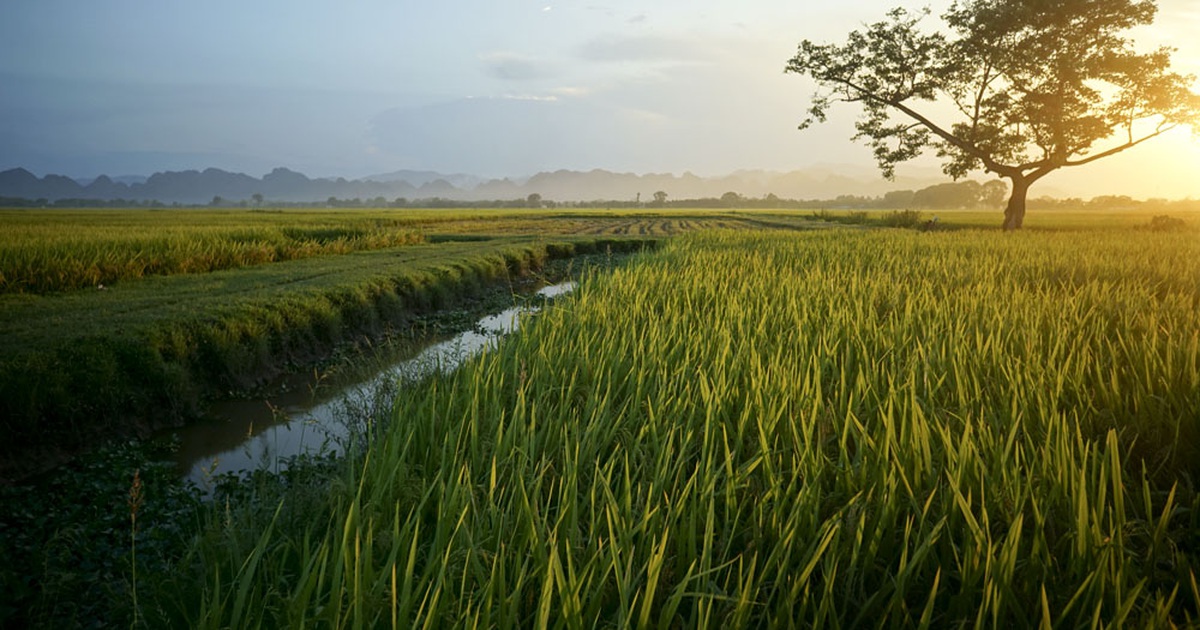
[4,178,1196,212]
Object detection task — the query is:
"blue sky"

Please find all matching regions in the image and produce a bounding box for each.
[3,1,1199,198]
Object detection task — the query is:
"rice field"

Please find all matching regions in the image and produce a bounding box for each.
[0,208,828,294]
[0,210,436,293]
[145,227,1200,627]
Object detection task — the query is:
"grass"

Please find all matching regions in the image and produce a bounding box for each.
[0,207,836,295]
[919,208,1200,231]
[0,440,205,628]
[5,205,1198,626]
[0,229,652,480]
[135,226,1199,627]
[0,208,431,294]
[0,205,839,480]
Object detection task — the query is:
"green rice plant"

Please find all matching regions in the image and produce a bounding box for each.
[0,236,652,480]
[0,207,839,295]
[127,469,144,629]
[0,209,430,294]
[141,227,1199,627]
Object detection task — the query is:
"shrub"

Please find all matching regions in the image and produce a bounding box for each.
[878,209,924,228]
[1147,215,1188,232]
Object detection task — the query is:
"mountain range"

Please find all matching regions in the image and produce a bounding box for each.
[0,165,952,205]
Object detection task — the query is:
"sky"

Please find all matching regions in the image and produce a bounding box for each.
[2,0,1199,199]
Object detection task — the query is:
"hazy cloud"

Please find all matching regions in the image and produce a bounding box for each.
[3,0,1195,199]
[365,50,823,178]
[479,52,555,82]
[578,34,716,65]
[0,73,396,177]
[497,94,559,102]
[550,86,593,97]
[368,96,637,175]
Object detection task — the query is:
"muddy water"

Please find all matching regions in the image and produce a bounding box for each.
[172,282,577,486]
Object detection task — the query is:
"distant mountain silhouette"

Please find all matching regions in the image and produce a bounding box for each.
[83,175,133,199]
[362,169,484,190]
[75,175,148,187]
[0,165,948,205]
[0,168,85,200]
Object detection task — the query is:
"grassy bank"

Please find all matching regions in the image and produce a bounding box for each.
[0,233,651,480]
[131,227,1200,627]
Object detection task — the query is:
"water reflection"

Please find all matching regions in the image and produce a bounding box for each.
[173,282,576,486]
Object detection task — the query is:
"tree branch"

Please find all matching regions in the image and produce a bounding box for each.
[881,97,1018,177]
[1063,124,1176,167]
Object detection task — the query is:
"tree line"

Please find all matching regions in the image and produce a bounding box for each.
[5,179,1198,212]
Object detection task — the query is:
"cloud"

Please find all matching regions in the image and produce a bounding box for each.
[479,52,555,82]
[577,34,719,65]
[0,72,402,177]
[369,96,629,175]
[550,86,592,97]
[498,94,559,102]
[365,49,820,178]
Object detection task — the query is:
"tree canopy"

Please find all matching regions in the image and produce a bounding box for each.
[786,0,1200,229]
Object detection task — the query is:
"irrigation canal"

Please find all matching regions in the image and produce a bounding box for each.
[169,281,578,487]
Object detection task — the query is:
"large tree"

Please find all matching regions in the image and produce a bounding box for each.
[786,0,1200,229]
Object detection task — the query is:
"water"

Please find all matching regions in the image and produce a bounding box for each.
[172,281,577,487]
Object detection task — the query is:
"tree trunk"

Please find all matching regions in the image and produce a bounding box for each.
[1002,177,1030,230]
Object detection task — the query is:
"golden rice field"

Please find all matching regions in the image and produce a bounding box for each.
[142,227,1200,627]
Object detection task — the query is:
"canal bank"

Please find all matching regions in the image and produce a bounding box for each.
[1,237,653,483]
[0,245,644,628]
[172,281,578,486]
